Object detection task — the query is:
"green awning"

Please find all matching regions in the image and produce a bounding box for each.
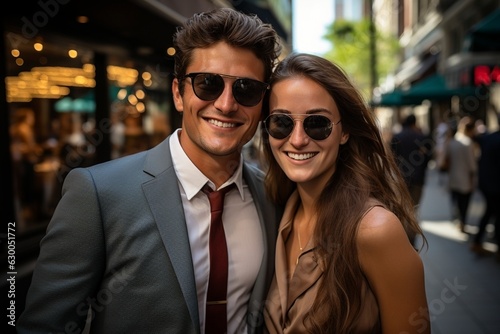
[376,90,403,106]
[470,9,500,34]
[373,74,478,107]
[375,89,421,106]
[55,96,96,113]
[54,86,133,113]
[464,9,500,52]
[404,74,477,101]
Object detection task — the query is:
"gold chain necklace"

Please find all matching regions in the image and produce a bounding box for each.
[295,213,315,265]
[296,228,303,265]
[297,228,304,252]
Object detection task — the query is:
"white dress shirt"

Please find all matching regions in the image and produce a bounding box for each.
[169,129,264,333]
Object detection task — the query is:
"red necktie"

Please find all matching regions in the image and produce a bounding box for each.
[202,183,235,334]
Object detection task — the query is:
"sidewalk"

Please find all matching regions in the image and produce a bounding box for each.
[418,167,500,334]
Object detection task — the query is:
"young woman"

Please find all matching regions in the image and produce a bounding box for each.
[261,53,429,333]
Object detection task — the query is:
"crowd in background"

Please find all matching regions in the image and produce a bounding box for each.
[389,110,500,261]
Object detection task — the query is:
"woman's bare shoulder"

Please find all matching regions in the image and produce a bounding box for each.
[357,206,409,251]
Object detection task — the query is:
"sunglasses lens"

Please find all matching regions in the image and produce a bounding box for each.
[188,73,267,107]
[265,114,334,140]
[192,74,224,101]
[265,114,294,139]
[233,79,267,107]
[304,115,333,140]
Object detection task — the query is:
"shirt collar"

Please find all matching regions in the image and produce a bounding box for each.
[169,128,245,200]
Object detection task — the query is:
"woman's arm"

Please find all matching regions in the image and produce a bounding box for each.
[358,206,430,334]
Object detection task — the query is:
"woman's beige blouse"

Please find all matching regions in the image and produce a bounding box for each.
[264,191,381,333]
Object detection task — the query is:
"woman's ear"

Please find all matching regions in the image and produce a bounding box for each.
[340,132,349,145]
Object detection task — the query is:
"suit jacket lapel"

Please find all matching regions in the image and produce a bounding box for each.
[141,136,199,330]
[243,163,281,332]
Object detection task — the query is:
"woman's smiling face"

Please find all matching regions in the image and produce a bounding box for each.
[268,75,349,190]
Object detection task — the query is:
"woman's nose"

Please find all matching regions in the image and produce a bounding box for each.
[288,120,310,147]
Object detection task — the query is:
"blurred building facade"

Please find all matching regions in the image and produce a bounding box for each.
[334,0,369,20]
[373,0,500,139]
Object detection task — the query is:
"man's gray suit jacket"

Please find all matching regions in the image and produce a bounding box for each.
[17,135,281,334]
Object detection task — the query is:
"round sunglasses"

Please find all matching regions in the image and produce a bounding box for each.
[264,113,341,140]
[180,72,269,107]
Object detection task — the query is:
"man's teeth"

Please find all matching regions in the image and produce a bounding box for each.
[208,119,235,128]
[287,152,316,160]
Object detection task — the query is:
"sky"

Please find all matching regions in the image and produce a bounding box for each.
[292,0,335,55]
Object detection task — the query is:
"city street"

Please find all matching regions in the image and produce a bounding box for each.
[418,166,500,334]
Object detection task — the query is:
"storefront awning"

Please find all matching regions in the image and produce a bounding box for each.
[464,9,500,52]
[377,90,404,106]
[54,86,134,113]
[404,74,477,101]
[375,89,421,107]
[469,8,500,34]
[373,74,478,107]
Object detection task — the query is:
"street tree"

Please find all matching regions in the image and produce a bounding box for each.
[323,19,400,100]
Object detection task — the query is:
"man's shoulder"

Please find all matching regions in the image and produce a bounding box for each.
[88,150,148,173]
[243,161,265,181]
[88,137,171,175]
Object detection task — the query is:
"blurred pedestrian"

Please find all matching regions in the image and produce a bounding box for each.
[446,116,478,233]
[470,113,500,260]
[434,115,452,184]
[261,53,429,334]
[18,8,282,334]
[10,107,42,223]
[390,114,433,208]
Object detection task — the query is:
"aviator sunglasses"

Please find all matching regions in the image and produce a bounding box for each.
[264,113,341,140]
[180,72,269,107]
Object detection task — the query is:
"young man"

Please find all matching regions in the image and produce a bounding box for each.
[18,8,282,334]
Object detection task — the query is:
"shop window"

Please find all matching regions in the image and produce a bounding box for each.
[6,33,172,230]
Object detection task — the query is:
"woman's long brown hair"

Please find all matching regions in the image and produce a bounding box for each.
[261,53,426,333]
